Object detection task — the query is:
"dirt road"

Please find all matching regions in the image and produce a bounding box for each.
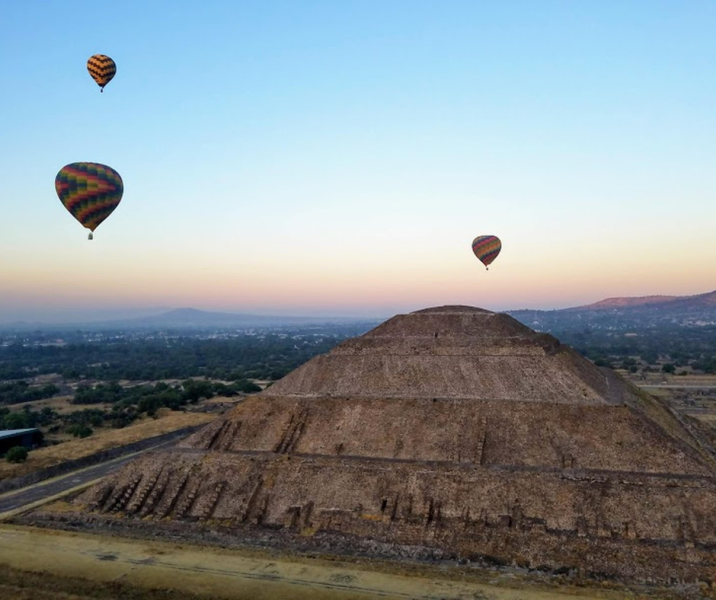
[0,438,181,520]
[0,455,129,516]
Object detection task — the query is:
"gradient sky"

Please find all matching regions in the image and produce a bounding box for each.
[1,1,714,322]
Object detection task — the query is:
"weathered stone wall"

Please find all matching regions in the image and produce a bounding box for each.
[178,397,712,476]
[74,449,716,582]
[265,309,638,406]
[265,353,625,403]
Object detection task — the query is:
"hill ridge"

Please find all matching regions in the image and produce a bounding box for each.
[574,289,716,310]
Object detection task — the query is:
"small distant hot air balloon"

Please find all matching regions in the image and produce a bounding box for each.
[55,162,124,240]
[87,54,116,92]
[472,235,501,270]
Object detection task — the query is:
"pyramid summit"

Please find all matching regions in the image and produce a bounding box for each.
[263,305,639,405]
[66,306,716,584]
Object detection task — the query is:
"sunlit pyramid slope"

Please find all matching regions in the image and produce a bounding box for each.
[263,306,638,404]
[71,306,716,584]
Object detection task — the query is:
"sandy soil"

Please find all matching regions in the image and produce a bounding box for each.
[0,523,696,600]
[0,411,215,481]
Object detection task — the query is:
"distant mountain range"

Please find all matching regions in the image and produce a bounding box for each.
[0,308,381,331]
[3,290,714,332]
[510,290,716,331]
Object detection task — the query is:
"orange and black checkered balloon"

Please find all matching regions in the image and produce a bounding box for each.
[87,54,116,91]
[55,163,123,237]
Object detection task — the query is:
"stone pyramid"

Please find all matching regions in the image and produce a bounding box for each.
[71,307,716,583]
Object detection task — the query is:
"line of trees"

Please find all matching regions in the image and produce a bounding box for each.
[0,378,261,440]
[545,326,716,374]
[0,332,354,383]
[0,381,60,405]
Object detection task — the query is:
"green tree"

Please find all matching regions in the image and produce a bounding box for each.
[232,379,261,393]
[4,411,30,429]
[5,446,29,463]
[41,383,60,397]
[181,379,215,403]
[67,424,93,438]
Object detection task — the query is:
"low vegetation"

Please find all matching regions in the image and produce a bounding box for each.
[0,411,215,479]
[0,326,366,462]
[564,326,716,374]
[0,378,257,442]
[0,325,369,383]
[5,446,28,463]
[506,319,716,376]
[0,381,59,406]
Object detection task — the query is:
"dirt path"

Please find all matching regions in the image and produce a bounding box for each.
[0,525,657,600]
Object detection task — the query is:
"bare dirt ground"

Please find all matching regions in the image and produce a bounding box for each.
[0,411,215,481]
[0,523,701,600]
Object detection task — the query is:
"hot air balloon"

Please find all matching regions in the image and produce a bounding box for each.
[87,54,116,92]
[472,235,501,270]
[55,163,123,240]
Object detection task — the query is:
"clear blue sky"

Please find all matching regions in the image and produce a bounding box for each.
[1,1,714,322]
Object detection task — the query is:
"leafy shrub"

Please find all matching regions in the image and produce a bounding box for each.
[5,446,29,463]
[67,424,93,438]
[1,411,30,430]
[231,379,261,393]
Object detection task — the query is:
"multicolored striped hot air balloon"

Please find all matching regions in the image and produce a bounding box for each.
[471,235,501,270]
[87,54,117,92]
[55,163,124,240]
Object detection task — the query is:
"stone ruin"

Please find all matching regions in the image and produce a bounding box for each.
[70,306,716,583]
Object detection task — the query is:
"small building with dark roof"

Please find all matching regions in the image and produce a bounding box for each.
[0,428,43,456]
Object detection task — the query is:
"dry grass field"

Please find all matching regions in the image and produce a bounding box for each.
[628,374,716,426]
[1,523,702,600]
[0,411,215,481]
[6,395,115,415]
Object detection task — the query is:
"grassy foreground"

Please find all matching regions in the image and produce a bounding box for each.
[0,523,707,600]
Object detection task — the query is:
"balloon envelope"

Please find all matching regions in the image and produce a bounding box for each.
[55,163,123,234]
[472,235,501,268]
[87,54,116,90]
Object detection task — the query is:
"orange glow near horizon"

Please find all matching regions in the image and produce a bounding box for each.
[1,2,715,323]
[3,231,713,319]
